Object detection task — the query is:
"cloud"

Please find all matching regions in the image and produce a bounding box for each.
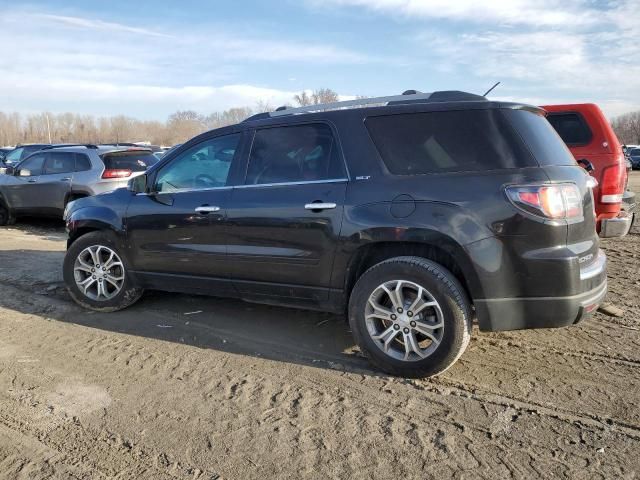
[33,13,171,38]
[306,0,600,27]
[0,9,372,116]
[0,70,299,117]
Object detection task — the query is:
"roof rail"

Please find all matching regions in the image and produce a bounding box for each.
[40,144,99,150]
[267,90,485,118]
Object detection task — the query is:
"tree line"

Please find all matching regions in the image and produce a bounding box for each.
[0,89,341,147]
[2,88,638,147]
[610,111,640,146]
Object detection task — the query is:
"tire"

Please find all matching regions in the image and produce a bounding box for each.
[348,256,472,378]
[63,231,144,312]
[0,204,9,226]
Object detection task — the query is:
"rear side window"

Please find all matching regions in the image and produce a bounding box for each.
[546,113,593,146]
[504,109,576,166]
[101,151,159,172]
[44,152,75,174]
[245,123,346,185]
[365,109,533,175]
[75,154,92,172]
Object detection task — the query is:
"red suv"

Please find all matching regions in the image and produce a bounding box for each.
[543,103,633,237]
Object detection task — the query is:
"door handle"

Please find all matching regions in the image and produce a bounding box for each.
[27,179,37,183]
[195,206,221,214]
[304,202,337,211]
[60,177,71,181]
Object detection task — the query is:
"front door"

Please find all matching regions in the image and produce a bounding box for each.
[126,132,243,295]
[5,153,47,213]
[226,122,348,304]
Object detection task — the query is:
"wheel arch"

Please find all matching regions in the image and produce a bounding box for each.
[343,238,484,307]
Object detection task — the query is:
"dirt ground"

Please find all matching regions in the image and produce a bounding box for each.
[0,174,639,480]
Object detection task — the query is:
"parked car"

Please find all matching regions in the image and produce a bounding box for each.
[543,104,633,237]
[2,144,52,166]
[0,147,14,164]
[0,144,157,225]
[628,148,640,170]
[63,91,606,377]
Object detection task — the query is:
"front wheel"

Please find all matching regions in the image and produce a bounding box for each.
[348,256,472,378]
[0,204,13,226]
[63,231,143,312]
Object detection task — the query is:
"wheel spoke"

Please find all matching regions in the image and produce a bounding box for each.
[412,300,439,316]
[75,258,93,273]
[407,286,422,311]
[78,276,95,293]
[104,276,121,290]
[406,331,426,359]
[413,324,441,345]
[381,284,401,310]
[88,247,100,266]
[394,280,406,309]
[367,299,393,321]
[372,325,401,352]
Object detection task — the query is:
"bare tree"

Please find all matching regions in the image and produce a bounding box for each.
[612,111,640,145]
[0,90,345,147]
[294,88,340,107]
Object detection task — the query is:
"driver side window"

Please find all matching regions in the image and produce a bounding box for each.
[155,134,241,193]
[19,154,46,176]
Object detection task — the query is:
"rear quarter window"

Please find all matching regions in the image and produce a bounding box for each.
[365,109,534,175]
[504,109,577,166]
[546,112,593,146]
[101,151,159,172]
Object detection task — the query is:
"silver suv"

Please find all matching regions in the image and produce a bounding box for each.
[0,145,158,225]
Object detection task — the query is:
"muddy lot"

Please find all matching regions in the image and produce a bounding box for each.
[0,174,639,479]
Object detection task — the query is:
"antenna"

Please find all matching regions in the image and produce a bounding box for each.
[483,81,501,97]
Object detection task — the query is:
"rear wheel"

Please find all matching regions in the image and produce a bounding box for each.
[348,256,472,377]
[63,231,143,311]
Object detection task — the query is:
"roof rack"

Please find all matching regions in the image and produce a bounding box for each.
[40,144,99,150]
[263,90,486,119]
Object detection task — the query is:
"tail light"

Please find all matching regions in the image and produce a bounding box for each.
[600,158,625,204]
[102,169,132,179]
[506,184,583,220]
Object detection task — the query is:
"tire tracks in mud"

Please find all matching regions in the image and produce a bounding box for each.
[2,279,639,441]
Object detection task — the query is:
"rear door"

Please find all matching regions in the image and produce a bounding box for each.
[226,122,347,304]
[37,152,75,212]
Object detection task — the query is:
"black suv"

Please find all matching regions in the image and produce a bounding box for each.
[62,91,607,377]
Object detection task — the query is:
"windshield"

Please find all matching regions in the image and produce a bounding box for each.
[4,147,24,164]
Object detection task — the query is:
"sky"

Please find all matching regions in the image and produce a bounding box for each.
[0,0,638,120]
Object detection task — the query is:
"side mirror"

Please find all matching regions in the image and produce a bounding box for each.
[1,166,15,176]
[128,174,147,194]
[18,169,32,177]
[577,158,595,173]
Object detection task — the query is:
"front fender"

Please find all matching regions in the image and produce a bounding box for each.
[65,206,125,247]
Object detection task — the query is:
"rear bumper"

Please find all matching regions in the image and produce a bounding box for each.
[475,250,607,332]
[599,210,634,238]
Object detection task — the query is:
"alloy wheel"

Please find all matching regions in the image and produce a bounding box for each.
[365,279,444,362]
[73,245,125,301]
